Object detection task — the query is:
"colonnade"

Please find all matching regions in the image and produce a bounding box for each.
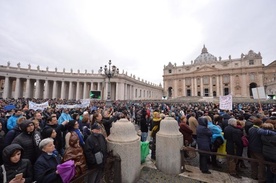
[0,64,163,100]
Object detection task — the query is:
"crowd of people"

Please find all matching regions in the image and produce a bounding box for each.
[0,98,275,182]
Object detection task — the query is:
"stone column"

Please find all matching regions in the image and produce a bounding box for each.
[3,76,10,99]
[97,82,101,91]
[83,82,87,99]
[35,79,41,99]
[90,81,94,91]
[60,81,65,99]
[25,78,31,98]
[209,77,213,97]
[220,75,224,96]
[173,80,177,98]
[200,77,203,97]
[183,78,186,96]
[68,82,73,99]
[116,82,119,100]
[76,82,80,100]
[241,74,247,97]
[230,74,233,95]
[107,118,140,183]
[194,78,197,96]
[14,78,21,99]
[156,117,183,174]
[191,77,194,96]
[44,80,49,99]
[52,81,57,99]
[216,76,220,97]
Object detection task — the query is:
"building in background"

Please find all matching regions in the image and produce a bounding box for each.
[163,45,276,99]
[0,63,163,100]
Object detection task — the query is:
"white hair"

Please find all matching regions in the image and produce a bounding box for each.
[228,118,237,126]
[39,138,54,150]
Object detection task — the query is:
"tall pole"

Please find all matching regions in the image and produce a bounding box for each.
[99,60,119,107]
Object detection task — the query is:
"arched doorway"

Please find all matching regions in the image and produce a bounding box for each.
[249,83,257,97]
[168,87,173,98]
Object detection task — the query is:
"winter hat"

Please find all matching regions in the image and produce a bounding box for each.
[91,123,101,130]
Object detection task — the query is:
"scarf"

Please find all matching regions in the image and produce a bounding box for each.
[74,129,85,146]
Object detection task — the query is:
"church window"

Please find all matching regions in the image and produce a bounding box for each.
[203,76,209,84]
[223,75,230,83]
[249,60,254,65]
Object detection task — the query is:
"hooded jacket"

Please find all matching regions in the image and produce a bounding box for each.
[0,144,33,183]
[63,132,87,178]
[12,120,41,165]
[196,117,212,151]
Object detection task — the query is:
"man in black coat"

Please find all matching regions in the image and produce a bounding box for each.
[12,120,41,165]
[84,123,107,183]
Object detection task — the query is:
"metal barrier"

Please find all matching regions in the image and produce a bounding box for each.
[70,153,121,183]
[180,147,276,173]
[70,169,96,183]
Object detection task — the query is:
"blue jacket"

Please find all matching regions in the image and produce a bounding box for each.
[57,113,72,125]
[207,122,224,143]
[7,115,21,130]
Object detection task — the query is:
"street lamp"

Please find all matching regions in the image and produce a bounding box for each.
[99,60,119,106]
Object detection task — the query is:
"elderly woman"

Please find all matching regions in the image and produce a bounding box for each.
[0,144,33,183]
[34,138,62,183]
[224,118,243,179]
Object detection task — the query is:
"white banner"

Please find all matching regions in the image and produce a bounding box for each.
[29,101,49,111]
[219,94,232,111]
[252,87,266,99]
[56,103,90,109]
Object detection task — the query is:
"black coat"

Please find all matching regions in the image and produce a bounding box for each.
[12,120,41,165]
[261,132,276,161]
[4,125,22,147]
[248,126,263,153]
[0,144,33,183]
[34,152,62,183]
[224,125,243,155]
[84,132,107,169]
[196,118,212,151]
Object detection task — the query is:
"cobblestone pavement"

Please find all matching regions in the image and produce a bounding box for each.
[134,124,256,183]
[137,166,200,183]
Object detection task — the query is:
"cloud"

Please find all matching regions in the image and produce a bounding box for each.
[0,0,275,85]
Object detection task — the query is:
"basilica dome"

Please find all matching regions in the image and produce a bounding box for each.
[194,45,217,64]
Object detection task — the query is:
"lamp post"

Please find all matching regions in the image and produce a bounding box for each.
[99,60,119,107]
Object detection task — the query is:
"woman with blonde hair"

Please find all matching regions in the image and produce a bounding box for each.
[260,122,276,182]
[150,110,162,160]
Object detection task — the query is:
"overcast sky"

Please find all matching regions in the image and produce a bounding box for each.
[0,0,275,85]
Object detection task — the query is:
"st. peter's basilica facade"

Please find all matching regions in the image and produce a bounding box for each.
[163,45,276,99]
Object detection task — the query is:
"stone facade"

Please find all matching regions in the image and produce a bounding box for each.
[0,63,163,100]
[163,45,276,99]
